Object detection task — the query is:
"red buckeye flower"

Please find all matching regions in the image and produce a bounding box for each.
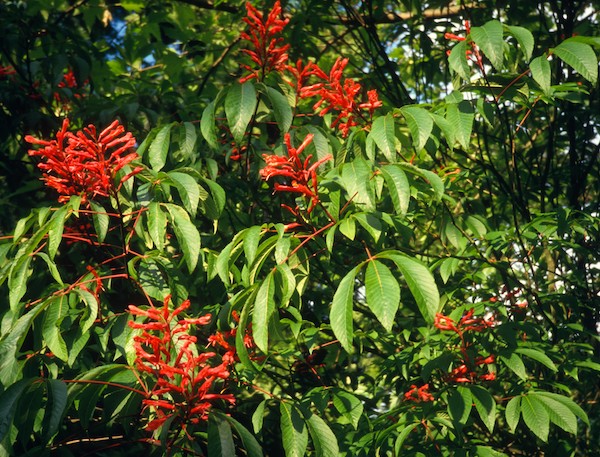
[26,119,141,203]
[240,0,290,83]
[128,296,235,431]
[260,133,332,214]
[404,384,434,402]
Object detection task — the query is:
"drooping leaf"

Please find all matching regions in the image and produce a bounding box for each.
[530,392,577,435]
[180,121,197,156]
[506,25,535,61]
[42,295,69,362]
[380,164,410,215]
[208,412,236,457]
[45,379,68,440]
[280,402,308,457]
[365,260,400,332]
[448,386,472,426]
[446,101,474,151]
[471,20,504,70]
[266,86,293,134]
[332,390,364,429]
[521,394,550,442]
[168,171,202,218]
[252,271,276,352]
[470,385,496,433]
[340,158,375,210]
[147,202,167,251]
[243,226,262,267]
[330,265,360,352]
[505,396,521,433]
[224,414,264,457]
[500,352,527,380]
[448,41,470,80]
[89,201,109,243]
[165,204,201,272]
[400,106,433,152]
[201,100,219,149]
[530,55,552,95]
[515,348,557,372]
[148,124,173,171]
[369,113,396,161]
[306,412,339,457]
[225,82,257,143]
[0,378,34,441]
[552,39,598,84]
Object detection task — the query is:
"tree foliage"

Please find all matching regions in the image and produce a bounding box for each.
[0,0,599,456]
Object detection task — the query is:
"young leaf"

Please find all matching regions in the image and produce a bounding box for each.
[149,124,173,171]
[252,271,276,352]
[520,394,550,442]
[369,113,396,162]
[306,412,340,457]
[380,164,410,215]
[530,55,551,95]
[365,260,400,332]
[400,106,433,152]
[471,20,504,70]
[225,82,257,144]
[330,265,360,352]
[470,385,497,433]
[552,39,598,84]
[252,399,267,434]
[280,402,308,457]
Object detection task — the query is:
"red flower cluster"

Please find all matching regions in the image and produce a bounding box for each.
[128,296,235,431]
[208,311,255,366]
[445,20,484,70]
[404,384,434,402]
[240,0,290,83]
[435,309,496,383]
[260,133,332,214]
[0,65,16,78]
[26,119,141,203]
[300,57,383,137]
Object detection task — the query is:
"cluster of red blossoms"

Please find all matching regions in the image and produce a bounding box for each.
[26,119,141,203]
[445,20,484,70]
[239,1,382,137]
[128,296,235,431]
[434,309,496,383]
[208,310,255,366]
[404,383,434,403]
[259,133,332,215]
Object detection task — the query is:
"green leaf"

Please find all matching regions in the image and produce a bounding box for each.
[533,391,589,426]
[280,402,308,457]
[340,158,375,210]
[201,100,219,149]
[521,394,550,442]
[47,205,68,259]
[394,423,420,454]
[365,260,400,332]
[0,378,33,441]
[306,413,339,457]
[471,20,504,70]
[89,201,109,243]
[505,396,521,433]
[449,41,470,80]
[379,252,440,323]
[369,113,396,161]
[446,102,474,151]
[448,386,472,426]
[530,392,577,435]
[500,352,527,380]
[470,385,496,432]
[76,287,99,335]
[553,39,598,84]
[243,226,262,267]
[266,86,293,134]
[400,106,433,151]
[45,379,67,440]
[252,399,267,433]
[168,171,202,218]
[515,348,557,372]
[224,415,264,457]
[42,296,69,362]
[506,25,534,61]
[8,255,31,311]
[147,202,167,251]
[380,164,410,215]
[181,121,197,156]
[332,390,364,429]
[166,204,201,272]
[530,55,552,95]
[35,252,63,285]
[252,271,276,352]
[330,265,360,352]
[208,412,236,457]
[398,163,444,201]
[338,217,356,240]
[225,82,257,143]
[149,124,173,171]
[200,177,227,220]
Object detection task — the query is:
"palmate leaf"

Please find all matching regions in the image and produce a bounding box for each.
[306,412,339,457]
[471,20,504,70]
[520,394,549,442]
[369,113,396,161]
[364,260,400,332]
[400,105,433,152]
[470,385,496,433]
[530,55,552,95]
[505,25,534,61]
[167,171,204,218]
[530,392,577,435]
[505,396,521,433]
[379,164,410,216]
